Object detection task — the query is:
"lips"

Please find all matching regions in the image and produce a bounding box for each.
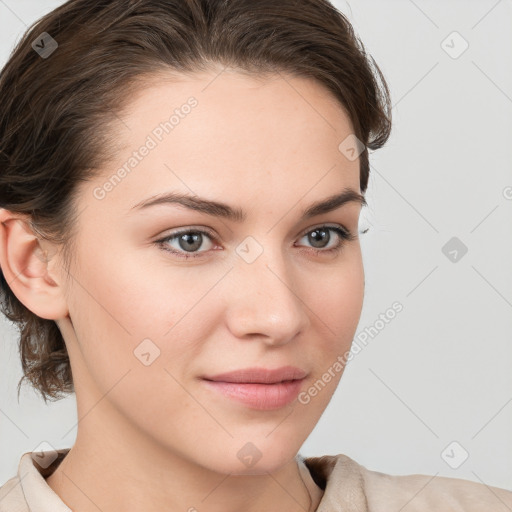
[201,366,308,410]
[202,365,307,384]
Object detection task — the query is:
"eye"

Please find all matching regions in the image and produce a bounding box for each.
[155,227,216,259]
[154,224,356,260]
[295,224,356,256]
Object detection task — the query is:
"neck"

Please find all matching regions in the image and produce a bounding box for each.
[46,405,324,512]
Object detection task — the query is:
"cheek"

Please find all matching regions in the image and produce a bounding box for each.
[64,256,212,443]
[309,250,364,342]
[304,250,364,393]
[65,245,224,383]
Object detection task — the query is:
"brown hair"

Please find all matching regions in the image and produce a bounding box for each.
[0,0,392,403]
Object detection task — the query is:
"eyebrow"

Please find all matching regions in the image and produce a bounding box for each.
[129,187,366,222]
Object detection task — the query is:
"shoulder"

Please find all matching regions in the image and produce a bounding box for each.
[302,453,512,511]
[0,448,69,512]
[0,475,27,512]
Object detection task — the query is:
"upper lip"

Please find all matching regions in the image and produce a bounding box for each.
[203,366,307,384]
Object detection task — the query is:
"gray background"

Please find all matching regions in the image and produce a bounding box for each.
[1,0,511,490]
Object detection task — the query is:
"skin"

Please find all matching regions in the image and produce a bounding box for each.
[0,67,365,512]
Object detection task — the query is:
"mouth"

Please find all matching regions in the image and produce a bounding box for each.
[202,366,307,384]
[201,366,307,410]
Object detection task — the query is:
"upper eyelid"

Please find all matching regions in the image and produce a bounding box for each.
[297,224,352,242]
[158,223,352,246]
[161,222,350,238]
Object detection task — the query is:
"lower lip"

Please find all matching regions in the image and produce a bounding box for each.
[202,379,305,410]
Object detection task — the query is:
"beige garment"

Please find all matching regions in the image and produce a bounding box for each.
[302,454,512,511]
[1,449,511,511]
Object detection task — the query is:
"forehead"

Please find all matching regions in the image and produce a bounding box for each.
[81,68,361,217]
[117,67,355,156]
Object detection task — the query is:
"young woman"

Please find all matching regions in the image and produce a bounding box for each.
[0,1,510,511]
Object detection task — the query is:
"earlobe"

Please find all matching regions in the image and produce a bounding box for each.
[0,208,69,320]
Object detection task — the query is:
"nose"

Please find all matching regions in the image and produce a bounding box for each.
[224,244,311,346]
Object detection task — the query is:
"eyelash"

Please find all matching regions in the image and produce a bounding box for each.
[154,224,357,260]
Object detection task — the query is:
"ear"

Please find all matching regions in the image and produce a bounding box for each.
[0,208,69,320]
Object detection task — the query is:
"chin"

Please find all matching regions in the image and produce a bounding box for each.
[188,437,301,476]
[233,439,301,475]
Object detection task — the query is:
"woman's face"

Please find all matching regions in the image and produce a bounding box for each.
[54,68,365,474]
